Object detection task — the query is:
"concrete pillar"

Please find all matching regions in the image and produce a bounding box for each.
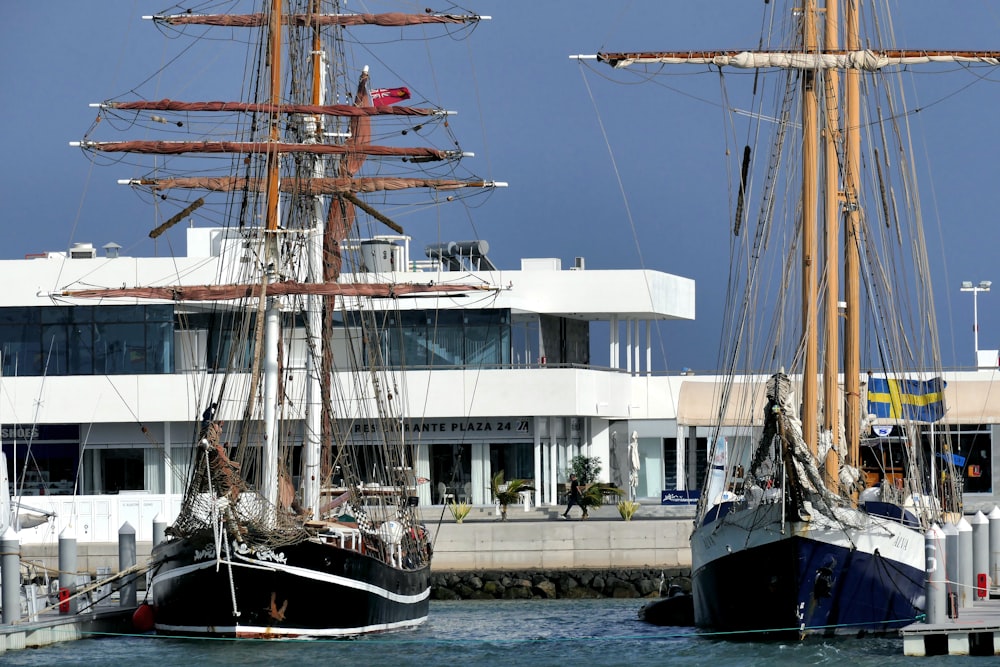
[943,521,959,615]
[58,524,78,615]
[119,521,137,607]
[924,523,946,624]
[971,510,989,601]
[989,505,1000,589]
[152,514,167,547]
[957,517,973,608]
[1,527,20,624]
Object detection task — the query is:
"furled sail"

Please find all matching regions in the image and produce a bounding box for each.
[77,140,456,160]
[597,49,1000,70]
[61,281,491,301]
[101,99,441,117]
[151,12,485,28]
[119,176,500,194]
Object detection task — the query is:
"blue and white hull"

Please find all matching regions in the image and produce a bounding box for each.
[691,502,925,636]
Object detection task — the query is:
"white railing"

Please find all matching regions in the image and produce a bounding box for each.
[11,493,183,545]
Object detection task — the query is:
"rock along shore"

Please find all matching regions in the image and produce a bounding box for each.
[430,567,691,600]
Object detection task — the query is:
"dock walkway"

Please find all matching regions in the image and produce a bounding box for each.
[0,601,138,655]
[902,594,1000,656]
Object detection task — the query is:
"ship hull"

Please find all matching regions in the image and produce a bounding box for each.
[691,503,925,636]
[150,536,430,638]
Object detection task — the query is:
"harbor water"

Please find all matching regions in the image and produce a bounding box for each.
[0,598,983,666]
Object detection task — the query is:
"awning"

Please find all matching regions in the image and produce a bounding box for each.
[677,376,1000,427]
[940,380,1000,424]
[676,379,769,427]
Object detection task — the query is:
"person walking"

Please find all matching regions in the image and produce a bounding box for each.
[562,474,583,519]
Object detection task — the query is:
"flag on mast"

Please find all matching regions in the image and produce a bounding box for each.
[371,87,411,107]
[867,377,946,423]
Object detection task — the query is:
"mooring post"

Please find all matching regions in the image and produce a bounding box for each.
[957,516,972,609]
[943,521,959,617]
[924,523,946,624]
[58,524,78,615]
[971,510,989,601]
[152,514,166,547]
[988,505,1000,592]
[118,521,137,607]
[1,527,20,624]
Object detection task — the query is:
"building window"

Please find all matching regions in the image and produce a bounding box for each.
[953,425,992,494]
[340,309,512,369]
[489,442,534,481]
[430,443,471,503]
[2,425,79,496]
[663,437,678,489]
[0,305,174,376]
[82,447,163,494]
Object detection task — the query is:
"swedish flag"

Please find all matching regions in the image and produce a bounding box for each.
[867,377,945,423]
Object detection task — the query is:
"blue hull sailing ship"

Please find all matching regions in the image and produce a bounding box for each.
[70,1,502,638]
[582,1,999,636]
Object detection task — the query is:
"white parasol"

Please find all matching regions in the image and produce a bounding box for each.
[628,431,640,501]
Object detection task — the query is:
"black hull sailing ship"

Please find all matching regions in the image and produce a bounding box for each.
[72,1,502,638]
[152,529,431,637]
[579,1,999,636]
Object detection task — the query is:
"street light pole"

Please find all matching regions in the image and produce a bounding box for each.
[960,280,992,366]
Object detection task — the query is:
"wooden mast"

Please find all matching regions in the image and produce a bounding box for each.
[844,0,862,474]
[822,0,841,489]
[801,0,820,458]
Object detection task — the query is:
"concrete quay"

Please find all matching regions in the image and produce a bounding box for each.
[18,503,696,575]
[425,503,694,571]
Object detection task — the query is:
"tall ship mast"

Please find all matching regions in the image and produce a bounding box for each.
[71,1,503,638]
[577,1,999,636]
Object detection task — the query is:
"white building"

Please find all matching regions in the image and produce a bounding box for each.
[2,230,997,546]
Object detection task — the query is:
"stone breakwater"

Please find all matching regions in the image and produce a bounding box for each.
[430,567,691,600]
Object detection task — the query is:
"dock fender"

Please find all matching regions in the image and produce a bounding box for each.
[133,603,156,632]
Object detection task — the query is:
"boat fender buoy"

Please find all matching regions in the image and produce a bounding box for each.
[58,587,70,613]
[133,603,155,632]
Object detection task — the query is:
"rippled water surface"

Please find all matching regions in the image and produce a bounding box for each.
[1,598,983,666]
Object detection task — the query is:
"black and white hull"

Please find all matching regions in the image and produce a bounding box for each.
[691,501,926,636]
[150,535,430,638]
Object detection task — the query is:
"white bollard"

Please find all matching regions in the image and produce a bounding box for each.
[152,514,167,547]
[1,527,20,624]
[58,524,78,615]
[971,510,990,601]
[957,517,973,608]
[989,505,1000,592]
[119,522,137,607]
[924,524,947,624]
[943,521,959,616]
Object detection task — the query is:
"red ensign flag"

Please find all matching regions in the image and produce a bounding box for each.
[371,87,411,107]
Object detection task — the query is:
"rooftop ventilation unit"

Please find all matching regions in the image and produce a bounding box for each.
[424,240,496,271]
[69,243,97,259]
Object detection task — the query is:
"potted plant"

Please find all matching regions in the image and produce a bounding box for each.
[578,484,622,519]
[568,455,602,485]
[490,471,533,521]
[448,500,471,523]
[617,500,640,521]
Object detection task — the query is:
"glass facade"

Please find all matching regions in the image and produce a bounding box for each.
[0,305,174,376]
[337,309,512,368]
[947,424,993,494]
[0,305,513,376]
[489,442,534,481]
[2,424,79,496]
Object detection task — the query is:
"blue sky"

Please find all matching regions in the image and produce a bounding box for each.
[2,1,1000,373]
